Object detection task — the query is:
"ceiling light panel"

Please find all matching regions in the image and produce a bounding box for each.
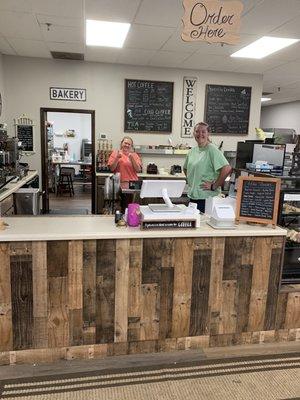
[86,19,130,48]
[231,36,299,59]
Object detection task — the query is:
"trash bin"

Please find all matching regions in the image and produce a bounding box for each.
[13,188,40,215]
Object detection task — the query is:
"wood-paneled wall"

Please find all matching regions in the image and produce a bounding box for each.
[0,236,299,365]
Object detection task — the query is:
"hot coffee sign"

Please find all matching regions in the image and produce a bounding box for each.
[182,0,243,45]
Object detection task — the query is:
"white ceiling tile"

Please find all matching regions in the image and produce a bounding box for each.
[6,38,51,58]
[40,24,83,44]
[0,11,42,40]
[241,0,300,35]
[116,48,156,66]
[36,14,83,29]
[180,52,228,70]
[134,0,183,27]
[47,42,85,54]
[85,46,120,63]
[149,51,192,68]
[265,60,300,77]
[30,0,83,18]
[241,0,264,15]
[269,16,300,37]
[85,0,141,23]
[0,0,33,12]
[124,24,175,50]
[0,36,16,55]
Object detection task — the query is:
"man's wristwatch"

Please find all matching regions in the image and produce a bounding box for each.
[211,182,217,191]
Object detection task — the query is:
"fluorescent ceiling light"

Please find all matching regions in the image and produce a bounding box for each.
[261,97,272,102]
[86,19,130,48]
[231,36,299,59]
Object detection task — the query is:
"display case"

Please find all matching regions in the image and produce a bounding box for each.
[278,189,300,284]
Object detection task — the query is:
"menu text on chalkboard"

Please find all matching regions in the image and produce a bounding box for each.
[124,79,174,133]
[204,84,252,134]
[17,125,34,152]
[236,176,281,227]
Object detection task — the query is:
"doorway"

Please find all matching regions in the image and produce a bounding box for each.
[40,108,96,214]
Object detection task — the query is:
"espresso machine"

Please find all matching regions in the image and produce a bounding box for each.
[0,123,27,188]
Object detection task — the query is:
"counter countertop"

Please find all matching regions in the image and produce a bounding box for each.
[96,172,186,179]
[0,215,287,241]
[0,170,38,202]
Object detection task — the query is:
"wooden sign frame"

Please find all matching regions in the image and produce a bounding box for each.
[235,176,281,228]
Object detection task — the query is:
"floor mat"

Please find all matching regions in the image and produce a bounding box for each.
[1,353,300,399]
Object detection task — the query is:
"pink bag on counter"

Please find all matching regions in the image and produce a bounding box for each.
[127,203,140,227]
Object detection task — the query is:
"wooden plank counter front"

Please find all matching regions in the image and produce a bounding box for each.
[0,216,299,365]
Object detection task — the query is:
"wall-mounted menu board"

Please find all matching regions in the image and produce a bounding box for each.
[124,79,174,133]
[204,84,252,134]
[236,176,281,227]
[17,125,34,152]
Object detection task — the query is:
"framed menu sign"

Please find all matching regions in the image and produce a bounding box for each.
[204,84,252,134]
[236,176,281,228]
[124,79,174,133]
[14,114,35,153]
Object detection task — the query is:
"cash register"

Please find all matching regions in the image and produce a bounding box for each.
[139,180,199,229]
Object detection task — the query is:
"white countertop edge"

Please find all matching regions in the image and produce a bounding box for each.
[0,171,38,202]
[0,215,287,241]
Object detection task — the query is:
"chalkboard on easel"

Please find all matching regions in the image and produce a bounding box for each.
[236,176,281,227]
[124,79,174,133]
[17,125,34,152]
[204,84,252,135]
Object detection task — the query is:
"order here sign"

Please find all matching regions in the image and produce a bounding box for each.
[50,87,86,101]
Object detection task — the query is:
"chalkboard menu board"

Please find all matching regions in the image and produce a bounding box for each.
[124,79,174,133]
[17,125,34,152]
[204,84,252,135]
[236,176,281,227]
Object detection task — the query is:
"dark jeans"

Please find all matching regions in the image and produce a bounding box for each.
[189,199,206,213]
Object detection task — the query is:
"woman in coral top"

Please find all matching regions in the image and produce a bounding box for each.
[108,136,142,185]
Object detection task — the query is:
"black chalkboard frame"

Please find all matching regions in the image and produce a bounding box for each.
[124,79,174,133]
[235,176,281,228]
[204,84,252,135]
[17,124,34,152]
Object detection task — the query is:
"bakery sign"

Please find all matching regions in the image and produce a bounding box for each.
[181,0,243,45]
[50,87,86,101]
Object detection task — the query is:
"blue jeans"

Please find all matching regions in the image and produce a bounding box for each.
[189,199,206,213]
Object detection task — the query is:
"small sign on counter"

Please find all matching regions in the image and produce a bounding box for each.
[141,219,196,230]
[235,176,281,228]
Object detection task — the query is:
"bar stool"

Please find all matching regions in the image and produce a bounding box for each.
[56,167,75,197]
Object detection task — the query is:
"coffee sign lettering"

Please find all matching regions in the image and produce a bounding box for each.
[182,0,243,45]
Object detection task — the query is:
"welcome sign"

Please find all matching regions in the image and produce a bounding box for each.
[181,77,197,138]
[182,0,243,45]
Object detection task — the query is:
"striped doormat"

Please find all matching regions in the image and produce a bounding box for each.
[1,353,300,399]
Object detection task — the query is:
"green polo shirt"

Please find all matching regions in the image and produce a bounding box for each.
[183,144,229,200]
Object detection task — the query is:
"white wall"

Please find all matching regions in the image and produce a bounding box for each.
[260,101,300,134]
[3,55,263,173]
[0,53,6,123]
[48,112,91,161]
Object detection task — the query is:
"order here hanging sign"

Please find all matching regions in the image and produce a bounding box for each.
[181,0,243,45]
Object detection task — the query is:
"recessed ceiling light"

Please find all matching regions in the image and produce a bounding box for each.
[231,36,299,59]
[86,19,130,48]
[261,97,272,102]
